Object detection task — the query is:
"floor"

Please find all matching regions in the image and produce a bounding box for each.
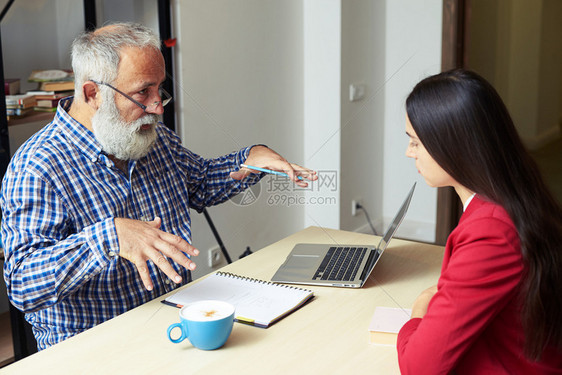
[0,312,14,368]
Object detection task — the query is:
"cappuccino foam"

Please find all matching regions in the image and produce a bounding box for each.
[182,301,234,321]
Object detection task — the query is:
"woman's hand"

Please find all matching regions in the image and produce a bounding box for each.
[411,284,438,318]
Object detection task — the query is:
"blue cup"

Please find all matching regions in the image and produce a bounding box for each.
[167,300,235,350]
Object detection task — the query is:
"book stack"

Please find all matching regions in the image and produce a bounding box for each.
[28,69,74,93]
[32,91,73,113]
[6,94,37,119]
[4,78,21,95]
[28,69,74,113]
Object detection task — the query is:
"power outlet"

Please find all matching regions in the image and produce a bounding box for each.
[208,246,221,267]
[351,198,362,216]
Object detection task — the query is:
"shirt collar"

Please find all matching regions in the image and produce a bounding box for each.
[56,97,107,163]
[463,193,477,211]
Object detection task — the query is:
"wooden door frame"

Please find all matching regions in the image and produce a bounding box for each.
[435,0,468,245]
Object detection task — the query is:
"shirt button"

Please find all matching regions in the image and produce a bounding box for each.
[108,251,116,257]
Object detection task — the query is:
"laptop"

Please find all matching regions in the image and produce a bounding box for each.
[271,183,416,288]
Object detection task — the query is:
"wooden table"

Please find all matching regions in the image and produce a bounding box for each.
[0,226,444,374]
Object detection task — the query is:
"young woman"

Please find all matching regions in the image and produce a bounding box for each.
[398,69,562,374]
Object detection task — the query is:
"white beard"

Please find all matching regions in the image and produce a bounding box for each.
[91,95,160,161]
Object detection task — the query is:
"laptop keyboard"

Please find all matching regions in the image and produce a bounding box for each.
[313,246,368,281]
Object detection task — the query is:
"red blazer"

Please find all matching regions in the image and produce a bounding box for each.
[397,196,562,374]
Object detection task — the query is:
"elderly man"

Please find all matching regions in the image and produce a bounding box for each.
[1,22,314,350]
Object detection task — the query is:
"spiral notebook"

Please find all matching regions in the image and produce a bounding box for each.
[162,271,314,328]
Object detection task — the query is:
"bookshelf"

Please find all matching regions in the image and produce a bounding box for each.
[7,112,53,127]
[7,113,54,158]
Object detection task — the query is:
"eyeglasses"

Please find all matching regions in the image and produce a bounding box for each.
[91,80,172,112]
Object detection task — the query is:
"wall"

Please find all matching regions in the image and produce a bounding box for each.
[340,0,441,242]
[173,0,307,278]
[468,0,562,150]
[537,0,562,139]
[95,0,157,29]
[174,0,443,279]
[0,0,159,94]
[302,0,341,230]
[1,0,83,92]
[339,0,385,234]
[381,1,442,242]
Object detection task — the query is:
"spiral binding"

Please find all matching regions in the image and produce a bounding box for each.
[216,271,313,293]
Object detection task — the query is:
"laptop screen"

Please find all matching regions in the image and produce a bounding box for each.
[377,182,416,252]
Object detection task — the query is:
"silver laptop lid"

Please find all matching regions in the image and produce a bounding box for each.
[363,182,416,275]
[377,182,416,252]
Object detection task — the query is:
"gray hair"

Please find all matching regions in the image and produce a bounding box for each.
[71,22,161,100]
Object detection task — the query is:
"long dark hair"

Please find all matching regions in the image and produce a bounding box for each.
[406,69,562,360]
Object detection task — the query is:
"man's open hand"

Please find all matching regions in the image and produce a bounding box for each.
[114,217,199,291]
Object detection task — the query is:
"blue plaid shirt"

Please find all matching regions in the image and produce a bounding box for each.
[1,97,260,350]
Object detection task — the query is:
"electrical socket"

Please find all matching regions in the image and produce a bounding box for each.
[208,246,221,267]
[351,198,362,216]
